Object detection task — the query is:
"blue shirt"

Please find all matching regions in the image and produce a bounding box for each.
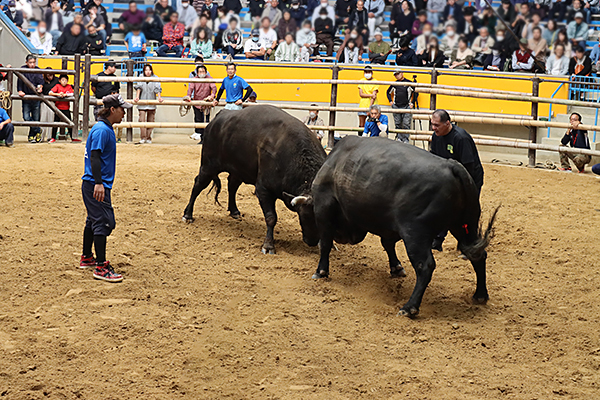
[124,32,146,52]
[82,119,117,189]
[591,44,600,64]
[363,114,389,137]
[0,108,9,124]
[221,75,249,103]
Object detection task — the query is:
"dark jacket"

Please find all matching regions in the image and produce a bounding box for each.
[84,2,111,35]
[17,65,44,99]
[249,0,265,17]
[386,77,414,107]
[142,14,164,42]
[442,4,464,31]
[497,6,515,23]
[154,3,175,22]
[569,56,592,76]
[561,129,590,149]
[483,53,507,71]
[63,21,84,34]
[336,0,356,19]
[420,49,445,68]
[56,30,87,55]
[349,8,368,31]
[44,9,64,31]
[42,76,59,95]
[7,9,24,27]
[223,0,242,14]
[390,5,415,35]
[289,5,306,25]
[277,18,297,40]
[395,47,419,66]
[314,17,334,36]
[85,34,105,55]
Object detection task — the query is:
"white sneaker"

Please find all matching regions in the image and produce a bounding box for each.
[146,140,152,144]
[139,139,146,144]
[190,133,200,140]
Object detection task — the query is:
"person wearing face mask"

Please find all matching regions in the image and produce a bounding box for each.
[415,21,432,54]
[289,0,306,26]
[6,0,25,32]
[440,20,458,58]
[357,65,379,129]
[245,28,267,58]
[303,106,325,141]
[177,0,198,31]
[312,0,335,28]
[342,39,360,63]
[297,20,317,62]
[471,26,494,64]
[30,21,54,55]
[262,0,283,28]
[185,65,216,144]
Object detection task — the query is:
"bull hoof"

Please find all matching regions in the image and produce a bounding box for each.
[261,247,276,255]
[182,215,194,223]
[398,306,419,318]
[230,212,242,220]
[390,267,407,278]
[472,294,489,305]
[312,271,329,280]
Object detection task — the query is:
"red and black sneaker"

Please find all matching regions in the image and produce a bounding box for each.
[80,255,97,269]
[93,261,123,283]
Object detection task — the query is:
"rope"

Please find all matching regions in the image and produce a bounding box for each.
[179,96,191,117]
[0,91,11,110]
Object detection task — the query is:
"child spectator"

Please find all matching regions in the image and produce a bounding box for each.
[55,23,86,55]
[222,18,243,57]
[342,39,360,63]
[125,25,147,58]
[48,74,77,143]
[289,0,306,27]
[133,64,163,144]
[191,27,213,59]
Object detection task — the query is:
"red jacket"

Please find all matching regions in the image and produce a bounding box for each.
[163,22,185,49]
[50,83,74,110]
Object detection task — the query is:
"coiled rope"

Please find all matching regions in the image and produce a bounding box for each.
[0,91,11,110]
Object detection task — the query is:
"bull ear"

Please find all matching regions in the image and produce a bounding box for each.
[291,195,312,207]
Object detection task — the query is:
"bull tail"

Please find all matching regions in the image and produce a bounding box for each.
[207,176,222,206]
[460,205,500,262]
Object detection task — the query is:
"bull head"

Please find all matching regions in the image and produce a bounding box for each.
[281,192,319,247]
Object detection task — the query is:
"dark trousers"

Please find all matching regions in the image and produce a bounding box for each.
[22,101,41,139]
[224,45,240,57]
[82,180,115,237]
[0,123,14,145]
[316,33,334,56]
[193,107,210,135]
[52,109,73,139]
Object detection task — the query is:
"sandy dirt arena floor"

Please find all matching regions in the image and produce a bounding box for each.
[0,143,599,400]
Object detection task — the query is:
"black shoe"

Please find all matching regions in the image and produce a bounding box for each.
[431,238,443,252]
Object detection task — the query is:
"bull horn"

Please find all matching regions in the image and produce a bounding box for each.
[291,196,310,207]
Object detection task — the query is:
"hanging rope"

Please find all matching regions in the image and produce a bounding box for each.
[179,96,191,117]
[0,91,11,110]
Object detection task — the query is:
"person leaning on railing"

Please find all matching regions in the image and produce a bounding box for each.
[185,64,216,144]
[134,64,163,144]
[17,54,44,143]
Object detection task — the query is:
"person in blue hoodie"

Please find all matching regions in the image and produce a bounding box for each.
[363,105,389,137]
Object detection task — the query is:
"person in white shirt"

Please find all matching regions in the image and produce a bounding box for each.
[546,43,569,75]
[177,0,197,31]
[275,32,300,61]
[312,0,335,28]
[296,20,316,62]
[244,28,266,58]
[259,17,278,59]
[30,21,54,55]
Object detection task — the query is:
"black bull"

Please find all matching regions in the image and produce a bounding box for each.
[292,136,499,317]
[182,105,327,254]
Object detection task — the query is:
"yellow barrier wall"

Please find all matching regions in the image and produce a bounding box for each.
[38,58,568,118]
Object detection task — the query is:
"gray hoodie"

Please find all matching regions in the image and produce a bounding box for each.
[134,76,162,111]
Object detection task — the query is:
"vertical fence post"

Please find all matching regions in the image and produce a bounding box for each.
[61,57,68,72]
[429,67,438,111]
[72,54,81,139]
[6,71,13,119]
[82,54,91,140]
[529,77,540,167]
[328,64,340,149]
[126,59,134,143]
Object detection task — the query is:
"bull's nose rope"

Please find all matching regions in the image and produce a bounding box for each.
[0,91,11,110]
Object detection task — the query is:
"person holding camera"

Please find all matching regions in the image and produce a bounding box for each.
[386,69,413,143]
[363,105,389,137]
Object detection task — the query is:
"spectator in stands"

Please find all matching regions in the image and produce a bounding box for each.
[549,0,567,21]
[289,0,306,26]
[426,0,443,29]
[64,12,83,34]
[56,22,86,54]
[178,0,198,32]
[213,63,253,111]
[368,28,390,64]
[16,0,33,19]
[157,12,185,57]
[390,0,414,41]
[567,12,588,50]
[544,20,558,48]
[45,0,64,47]
[5,0,25,32]
[471,26,494,60]
[497,0,515,24]
[335,0,355,27]
[185,65,216,143]
[522,13,543,40]
[484,41,507,71]
[567,0,588,22]
[363,105,388,137]
[125,25,147,57]
[275,32,300,61]
[83,4,107,46]
[224,0,242,15]
[546,43,569,75]
[511,3,529,41]
[156,0,175,22]
[191,27,213,58]
[306,0,320,18]
[312,0,335,27]
[357,65,378,128]
[395,36,418,66]
[449,36,473,69]
[479,7,496,36]
[590,38,600,72]
[30,21,54,55]
[314,7,335,57]
[244,28,267,58]
[528,26,548,66]
[386,68,412,142]
[277,10,297,42]
[569,45,592,75]
[440,20,458,58]
[442,0,463,32]
[349,0,369,43]
[142,7,164,43]
[193,0,217,23]
[0,106,14,148]
[248,0,265,26]
[91,61,119,120]
[32,0,49,21]
[420,36,445,67]
[364,0,384,38]
[213,8,231,47]
[85,24,105,55]
[532,0,550,19]
[559,113,591,172]
[134,64,163,144]
[303,106,325,142]
[48,74,75,143]
[461,7,478,44]
[17,54,43,143]
[555,29,572,56]
[297,20,317,61]
[84,0,111,42]
[259,17,278,59]
[512,38,534,72]
[262,0,283,28]
[191,14,212,42]
[119,1,146,34]
[341,38,360,62]
[411,10,428,38]
[39,68,57,142]
[415,22,432,54]
[222,18,243,57]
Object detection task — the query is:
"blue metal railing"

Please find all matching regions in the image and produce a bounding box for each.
[569,75,600,102]
[0,10,39,54]
[547,82,565,138]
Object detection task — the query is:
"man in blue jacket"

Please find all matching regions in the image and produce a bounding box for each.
[79,94,132,282]
[363,105,389,137]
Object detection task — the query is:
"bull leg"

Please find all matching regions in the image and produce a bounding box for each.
[471,251,489,304]
[227,175,242,219]
[399,236,436,317]
[255,186,278,254]
[182,168,214,222]
[313,230,334,279]
[381,237,406,278]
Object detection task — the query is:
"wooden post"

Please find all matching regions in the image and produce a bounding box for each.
[5,71,13,119]
[126,59,134,143]
[328,64,340,149]
[429,68,438,110]
[529,77,540,167]
[82,54,91,140]
[61,57,68,71]
[72,54,81,139]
